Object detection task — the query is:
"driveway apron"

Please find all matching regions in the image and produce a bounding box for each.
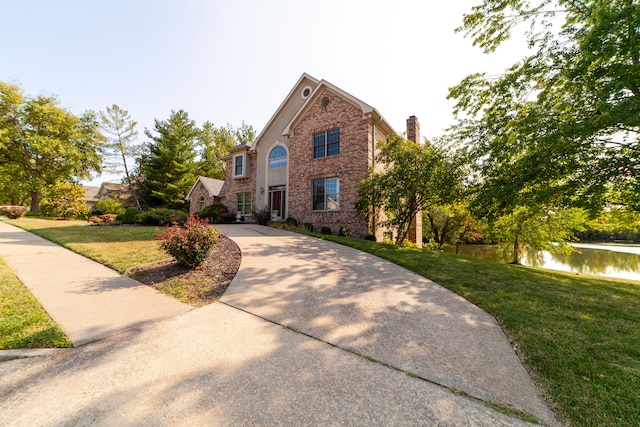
[0,221,191,346]
[218,224,557,426]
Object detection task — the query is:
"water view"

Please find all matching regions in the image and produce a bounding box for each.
[445,243,640,282]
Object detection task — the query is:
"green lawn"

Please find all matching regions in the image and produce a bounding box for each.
[0,257,71,349]
[300,232,640,427]
[10,217,167,271]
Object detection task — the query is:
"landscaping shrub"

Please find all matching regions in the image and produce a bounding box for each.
[218,213,237,224]
[197,203,229,224]
[320,226,332,235]
[285,216,298,227]
[0,206,27,219]
[93,198,125,215]
[364,234,376,241]
[304,222,313,232]
[117,207,140,224]
[338,225,351,237]
[136,208,188,226]
[160,215,219,269]
[253,206,272,226]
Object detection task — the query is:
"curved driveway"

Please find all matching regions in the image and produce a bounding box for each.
[218,224,557,425]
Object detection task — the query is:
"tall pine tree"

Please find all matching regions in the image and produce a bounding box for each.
[138,110,198,209]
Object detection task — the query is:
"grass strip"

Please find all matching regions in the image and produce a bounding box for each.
[0,257,71,349]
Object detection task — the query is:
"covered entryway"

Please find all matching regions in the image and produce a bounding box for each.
[269,185,286,220]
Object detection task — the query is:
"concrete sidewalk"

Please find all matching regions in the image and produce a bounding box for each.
[218,224,558,426]
[0,220,190,346]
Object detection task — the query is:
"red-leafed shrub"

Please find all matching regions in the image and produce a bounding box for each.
[160,215,219,268]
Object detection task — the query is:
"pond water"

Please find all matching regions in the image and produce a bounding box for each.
[444,243,640,282]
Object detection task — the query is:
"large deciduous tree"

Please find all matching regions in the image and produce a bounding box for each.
[99,104,141,208]
[197,121,256,180]
[0,81,103,211]
[357,135,461,245]
[137,110,199,209]
[449,0,640,215]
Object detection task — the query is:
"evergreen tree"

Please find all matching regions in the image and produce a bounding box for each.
[138,110,198,209]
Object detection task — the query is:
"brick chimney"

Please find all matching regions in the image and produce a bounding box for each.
[406,115,423,248]
[406,115,420,144]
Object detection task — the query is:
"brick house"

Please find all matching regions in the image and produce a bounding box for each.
[190,73,422,244]
[186,176,226,214]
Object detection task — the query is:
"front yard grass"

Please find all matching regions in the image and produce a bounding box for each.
[0,257,71,349]
[302,231,640,427]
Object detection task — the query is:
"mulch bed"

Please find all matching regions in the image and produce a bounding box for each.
[125,236,241,307]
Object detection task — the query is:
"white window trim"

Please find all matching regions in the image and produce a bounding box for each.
[233,153,246,178]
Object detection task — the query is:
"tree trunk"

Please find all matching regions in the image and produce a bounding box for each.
[30,190,41,212]
[512,237,520,264]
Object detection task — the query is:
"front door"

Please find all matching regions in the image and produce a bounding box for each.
[269,186,286,219]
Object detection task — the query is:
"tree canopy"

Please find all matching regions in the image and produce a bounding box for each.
[0,81,104,210]
[197,121,255,180]
[357,135,462,244]
[450,0,640,216]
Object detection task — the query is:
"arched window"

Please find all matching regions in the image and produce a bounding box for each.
[269,145,287,169]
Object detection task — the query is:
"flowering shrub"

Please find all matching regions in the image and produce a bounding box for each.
[160,215,219,268]
[0,206,28,219]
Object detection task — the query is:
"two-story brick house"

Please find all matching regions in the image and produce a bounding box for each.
[191,73,421,244]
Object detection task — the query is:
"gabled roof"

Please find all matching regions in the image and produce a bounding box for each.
[282,77,395,137]
[185,176,226,201]
[253,73,320,146]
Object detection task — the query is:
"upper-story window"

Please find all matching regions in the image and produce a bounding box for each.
[269,146,287,169]
[233,154,244,177]
[313,129,340,159]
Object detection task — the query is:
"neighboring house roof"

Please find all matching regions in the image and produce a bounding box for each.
[185,176,226,201]
[80,186,100,203]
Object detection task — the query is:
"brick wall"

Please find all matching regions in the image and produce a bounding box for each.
[188,182,219,215]
[288,89,373,237]
[223,150,256,219]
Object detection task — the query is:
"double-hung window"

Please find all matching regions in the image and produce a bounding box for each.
[313,178,339,211]
[234,154,244,177]
[313,129,340,159]
[237,192,251,215]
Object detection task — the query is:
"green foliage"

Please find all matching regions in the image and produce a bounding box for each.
[116,207,140,224]
[0,81,104,211]
[577,208,640,242]
[303,222,313,232]
[93,198,125,215]
[424,203,483,249]
[253,206,272,226]
[487,206,588,264]
[0,206,27,219]
[285,216,298,227]
[197,121,256,180]
[99,104,141,208]
[320,226,332,235]
[160,216,219,268]
[137,110,199,209]
[451,0,640,214]
[41,182,90,219]
[338,225,351,237]
[357,134,462,244]
[136,208,188,226]
[364,234,376,241]
[197,203,231,224]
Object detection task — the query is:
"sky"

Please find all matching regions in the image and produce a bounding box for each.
[2,0,527,186]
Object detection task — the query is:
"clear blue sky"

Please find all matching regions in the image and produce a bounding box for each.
[2,0,525,185]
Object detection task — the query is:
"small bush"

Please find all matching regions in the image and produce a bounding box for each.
[117,208,140,224]
[197,203,229,224]
[93,198,125,215]
[253,206,272,226]
[136,208,188,226]
[320,226,332,235]
[160,215,219,269]
[304,222,313,232]
[364,234,376,241]
[219,213,238,224]
[338,225,351,237]
[285,216,298,227]
[0,206,28,219]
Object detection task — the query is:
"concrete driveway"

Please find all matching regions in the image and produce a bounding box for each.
[0,223,557,426]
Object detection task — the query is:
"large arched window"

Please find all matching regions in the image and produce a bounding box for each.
[269,146,287,169]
